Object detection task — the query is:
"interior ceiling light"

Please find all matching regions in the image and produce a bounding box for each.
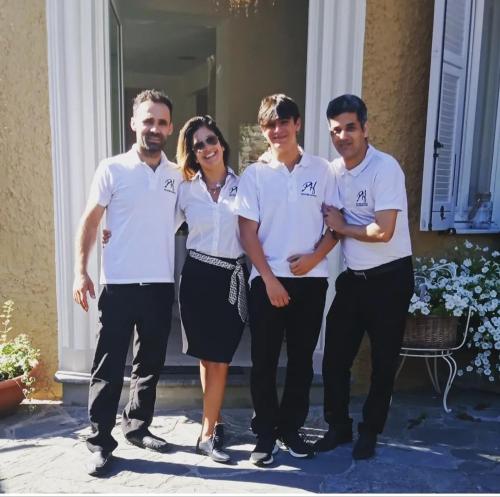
[213,0,277,17]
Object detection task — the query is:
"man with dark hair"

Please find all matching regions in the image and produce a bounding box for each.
[73,89,181,475]
[133,88,173,116]
[236,93,341,466]
[317,94,413,460]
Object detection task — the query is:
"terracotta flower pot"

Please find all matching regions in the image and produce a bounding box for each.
[0,362,39,417]
[0,376,26,416]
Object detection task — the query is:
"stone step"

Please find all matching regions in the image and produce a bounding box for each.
[56,366,324,409]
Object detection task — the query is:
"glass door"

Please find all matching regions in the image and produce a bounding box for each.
[109,0,124,155]
[112,0,310,367]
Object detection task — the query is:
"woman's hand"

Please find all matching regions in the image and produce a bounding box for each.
[102,229,112,245]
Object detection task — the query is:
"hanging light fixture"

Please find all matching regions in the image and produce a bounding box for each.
[213,0,276,17]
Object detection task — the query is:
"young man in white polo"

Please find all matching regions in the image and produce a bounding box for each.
[236,94,340,466]
[318,94,414,460]
[73,89,182,475]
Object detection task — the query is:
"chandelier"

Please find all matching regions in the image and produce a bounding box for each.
[213,0,277,16]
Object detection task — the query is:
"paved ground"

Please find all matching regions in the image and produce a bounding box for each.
[1,389,500,495]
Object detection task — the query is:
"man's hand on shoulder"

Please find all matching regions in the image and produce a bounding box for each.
[73,272,95,312]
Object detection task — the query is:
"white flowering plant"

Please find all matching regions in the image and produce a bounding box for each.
[409,241,500,382]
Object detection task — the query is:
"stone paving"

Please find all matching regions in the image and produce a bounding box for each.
[0,389,500,494]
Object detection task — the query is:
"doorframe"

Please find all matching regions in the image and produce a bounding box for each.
[46,0,366,380]
[304,0,366,369]
[47,0,112,377]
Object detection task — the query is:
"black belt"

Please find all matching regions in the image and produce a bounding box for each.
[347,256,412,279]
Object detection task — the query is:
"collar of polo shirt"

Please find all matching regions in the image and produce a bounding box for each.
[130,143,169,170]
[192,166,237,181]
[259,146,310,169]
[340,144,374,177]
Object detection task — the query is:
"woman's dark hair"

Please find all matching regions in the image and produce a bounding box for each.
[326,94,367,128]
[258,93,300,126]
[176,115,230,181]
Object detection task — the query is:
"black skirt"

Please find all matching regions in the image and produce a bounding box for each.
[179,251,248,363]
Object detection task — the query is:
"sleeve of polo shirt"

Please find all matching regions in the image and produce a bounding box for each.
[373,159,406,212]
[234,166,260,223]
[87,160,112,208]
[325,164,343,210]
[175,181,187,231]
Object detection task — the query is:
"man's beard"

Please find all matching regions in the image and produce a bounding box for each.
[140,133,166,155]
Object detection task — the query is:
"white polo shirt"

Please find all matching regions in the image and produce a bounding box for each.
[88,145,182,284]
[176,167,244,259]
[235,150,341,282]
[330,144,412,270]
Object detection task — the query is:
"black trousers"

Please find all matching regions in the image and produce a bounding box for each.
[86,283,174,454]
[249,276,328,437]
[322,257,414,434]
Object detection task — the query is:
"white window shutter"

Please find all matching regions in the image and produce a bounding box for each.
[420,0,473,231]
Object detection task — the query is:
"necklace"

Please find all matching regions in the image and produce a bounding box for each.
[206,182,223,194]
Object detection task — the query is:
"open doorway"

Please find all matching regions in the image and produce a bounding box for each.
[112,0,309,366]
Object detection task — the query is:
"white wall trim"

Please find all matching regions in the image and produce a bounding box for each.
[304,0,366,361]
[304,0,366,162]
[46,0,111,373]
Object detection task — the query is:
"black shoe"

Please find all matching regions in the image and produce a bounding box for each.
[196,435,231,464]
[126,431,170,453]
[214,423,225,446]
[86,450,111,476]
[277,431,315,458]
[249,436,279,466]
[313,425,353,452]
[352,431,377,460]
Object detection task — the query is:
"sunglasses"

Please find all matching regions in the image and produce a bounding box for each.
[193,135,219,153]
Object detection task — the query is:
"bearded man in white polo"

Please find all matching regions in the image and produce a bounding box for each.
[318,94,414,460]
[72,89,181,475]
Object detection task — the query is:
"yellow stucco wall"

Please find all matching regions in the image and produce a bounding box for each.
[0,0,60,399]
[352,0,500,394]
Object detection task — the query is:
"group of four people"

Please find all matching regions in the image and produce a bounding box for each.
[73,89,413,476]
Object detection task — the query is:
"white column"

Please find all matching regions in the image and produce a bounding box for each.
[46,0,111,374]
[304,0,366,367]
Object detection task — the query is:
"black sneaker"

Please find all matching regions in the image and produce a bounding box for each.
[249,436,278,466]
[196,435,231,464]
[277,431,315,458]
[85,450,112,476]
[313,425,353,452]
[352,431,377,460]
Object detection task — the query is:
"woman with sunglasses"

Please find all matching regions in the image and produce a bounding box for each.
[176,115,248,463]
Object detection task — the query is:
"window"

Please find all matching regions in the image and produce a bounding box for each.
[420,0,500,233]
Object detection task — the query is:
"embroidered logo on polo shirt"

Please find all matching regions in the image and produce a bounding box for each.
[163,178,176,194]
[356,189,368,206]
[229,186,238,197]
[301,181,317,197]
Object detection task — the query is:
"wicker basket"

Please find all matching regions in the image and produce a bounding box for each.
[402,316,459,348]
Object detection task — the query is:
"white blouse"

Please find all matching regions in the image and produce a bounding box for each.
[176,168,244,259]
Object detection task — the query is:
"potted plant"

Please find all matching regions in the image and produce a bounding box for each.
[407,242,499,382]
[0,300,40,415]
